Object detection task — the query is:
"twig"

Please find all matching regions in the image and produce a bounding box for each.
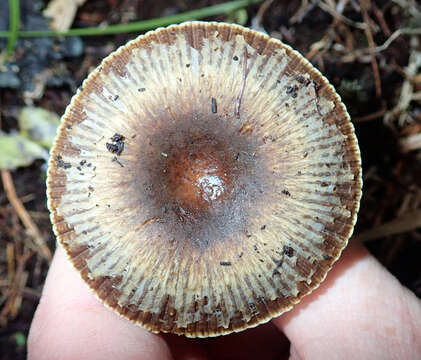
[359,0,381,98]
[372,4,392,36]
[255,0,274,26]
[290,0,314,24]
[384,37,421,128]
[1,170,52,260]
[353,106,387,123]
[235,47,248,120]
[373,27,421,54]
[333,27,421,60]
[400,133,421,152]
[316,0,371,30]
[305,28,334,60]
[391,0,421,19]
[43,0,87,32]
[0,247,32,325]
[359,209,421,242]
[6,243,15,284]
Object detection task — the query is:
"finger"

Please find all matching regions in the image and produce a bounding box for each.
[272,240,421,359]
[28,245,173,360]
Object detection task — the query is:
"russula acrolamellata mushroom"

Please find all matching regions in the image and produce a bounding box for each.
[47,21,362,337]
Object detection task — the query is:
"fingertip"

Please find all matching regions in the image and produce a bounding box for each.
[28,246,173,360]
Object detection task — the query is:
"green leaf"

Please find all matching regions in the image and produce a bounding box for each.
[18,106,60,148]
[13,332,26,348]
[6,0,20,58]
[226,8,248,25]
[0,0,263,38]
[0,132,48,169]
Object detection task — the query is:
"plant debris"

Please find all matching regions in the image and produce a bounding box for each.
[220,261,232,266]
[106,133,125,156]
[234,47,248,119]
[211,97,217,113]
[55,155,71,169]
[283,246,294,257]
[43,0,87,32]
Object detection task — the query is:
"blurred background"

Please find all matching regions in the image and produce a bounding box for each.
[1,0,421,358]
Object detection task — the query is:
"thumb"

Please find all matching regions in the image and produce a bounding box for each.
[273,240,421,359]
[28,245,173,360]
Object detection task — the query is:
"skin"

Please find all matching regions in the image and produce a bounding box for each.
[28,239,421,360]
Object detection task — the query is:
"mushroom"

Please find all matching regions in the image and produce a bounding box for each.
[47,21,362,337]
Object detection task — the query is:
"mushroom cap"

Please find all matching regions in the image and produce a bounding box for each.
[47,21,362,337]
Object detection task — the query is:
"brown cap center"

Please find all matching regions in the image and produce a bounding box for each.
[166,141,232,217]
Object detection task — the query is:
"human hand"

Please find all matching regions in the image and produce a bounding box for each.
[28,240,421,359]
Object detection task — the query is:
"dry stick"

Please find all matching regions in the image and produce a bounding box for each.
[290,0,312,24]
[350,28,421,58]
[11,249,32,317]
[341,29,420,63]
[0,283,41,299]
[255,0,275,26]
[353,106,387,123]
[374,27,421,53]
[360,0,382,98]
[400,133,421,152]
[383,38,420,128]
[359,209,421,242]
[372,4,392,36]
[6,243,15,284]
[0,248,32,325]
[235,47,248,120]
[316,0,370,30]
[1,170,52,260]
[10,271,29,317]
